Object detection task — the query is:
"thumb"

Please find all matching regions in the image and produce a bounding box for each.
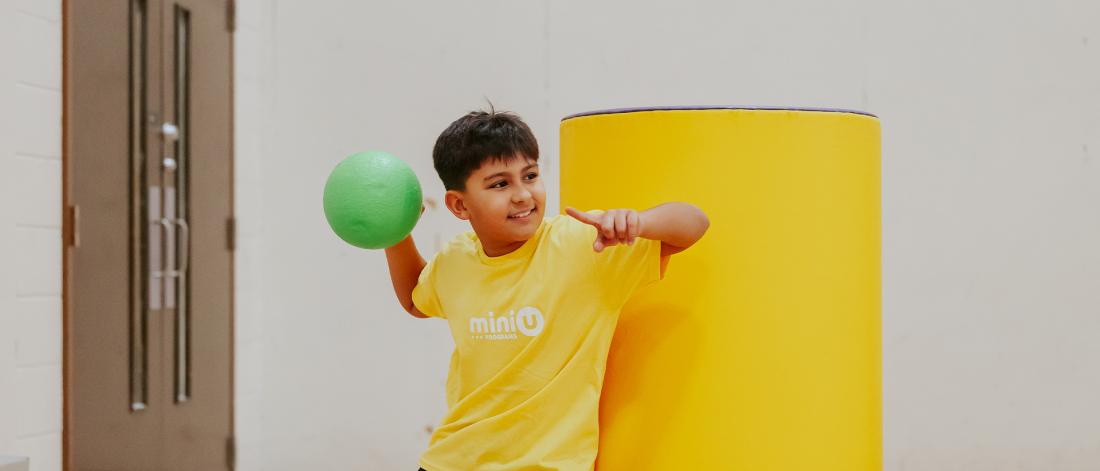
[593,237,606,252]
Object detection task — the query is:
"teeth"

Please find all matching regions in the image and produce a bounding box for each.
[510,209,533,218]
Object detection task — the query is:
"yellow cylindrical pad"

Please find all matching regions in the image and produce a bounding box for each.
[559,107,881,470]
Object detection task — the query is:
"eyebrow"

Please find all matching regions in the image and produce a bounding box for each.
[482,163,539,182]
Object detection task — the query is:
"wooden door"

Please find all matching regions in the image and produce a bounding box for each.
[64,1,235,469]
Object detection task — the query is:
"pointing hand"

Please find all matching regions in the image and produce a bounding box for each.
[565,207,641,253]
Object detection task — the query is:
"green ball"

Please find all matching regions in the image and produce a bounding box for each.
[323,151,423,249]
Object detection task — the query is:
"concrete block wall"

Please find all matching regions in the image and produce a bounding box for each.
[0,1,65,471]
[0,2,268,469]
[246,1,1100,469]
[233,0,266,469]
[0,1,1097,470]
[0,456,29,471]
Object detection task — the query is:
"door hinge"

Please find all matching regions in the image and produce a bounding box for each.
[226,0,236,32]
[226,436,236,470]
[226,217,236,251]
[66,205,80,247]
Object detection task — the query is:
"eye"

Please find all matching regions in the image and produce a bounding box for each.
[525,172,539,180]
[489,180,507,189]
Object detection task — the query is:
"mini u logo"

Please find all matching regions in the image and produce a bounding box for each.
[469,306,545,340]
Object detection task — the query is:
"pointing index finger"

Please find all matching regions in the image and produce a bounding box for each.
[565,207,601,227]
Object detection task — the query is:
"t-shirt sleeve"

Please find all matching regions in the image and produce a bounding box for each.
[411,255,446,319]
[560,211,663,307]
[595,233,662,307]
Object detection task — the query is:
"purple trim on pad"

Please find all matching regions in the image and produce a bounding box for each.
[561,105,877,121]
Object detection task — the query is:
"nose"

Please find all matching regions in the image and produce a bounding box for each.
[512,185,532,204]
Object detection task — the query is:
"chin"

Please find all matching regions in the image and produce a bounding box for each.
[523,214,541,232]
[511,221,540,241]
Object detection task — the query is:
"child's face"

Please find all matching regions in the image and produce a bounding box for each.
[445,155,546,253]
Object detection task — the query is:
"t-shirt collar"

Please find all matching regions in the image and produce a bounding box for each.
[476,218,547,265]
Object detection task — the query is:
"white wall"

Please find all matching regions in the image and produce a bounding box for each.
[0,0,1091,470]
[233,0,267,469]
[0,1,64,471]
[238,1,1100,470]
[870,2,1099,468]
[235,2,552,468]
[547,0,1100,466]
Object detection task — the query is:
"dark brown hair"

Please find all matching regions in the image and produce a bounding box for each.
[432,106,539,191]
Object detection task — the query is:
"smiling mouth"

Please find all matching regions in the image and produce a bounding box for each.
[508,208,536,219]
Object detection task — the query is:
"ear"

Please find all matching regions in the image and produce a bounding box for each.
[444,189,470,220]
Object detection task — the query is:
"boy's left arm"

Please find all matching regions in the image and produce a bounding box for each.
[565,202,710,257]
[638,202,710,257]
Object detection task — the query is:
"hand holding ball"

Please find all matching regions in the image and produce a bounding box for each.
[323,151,423,249]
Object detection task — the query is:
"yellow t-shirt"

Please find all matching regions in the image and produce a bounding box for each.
[412,213,662,471]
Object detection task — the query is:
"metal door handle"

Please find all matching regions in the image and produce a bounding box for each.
[173,217,191,403]
[175,218,190,273]
[157,218,175,278]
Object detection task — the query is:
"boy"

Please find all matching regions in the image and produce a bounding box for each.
[385,108,709,471]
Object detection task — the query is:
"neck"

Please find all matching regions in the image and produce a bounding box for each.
[481,238,527,257]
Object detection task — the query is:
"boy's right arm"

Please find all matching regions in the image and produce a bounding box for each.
[384,234,428,318]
